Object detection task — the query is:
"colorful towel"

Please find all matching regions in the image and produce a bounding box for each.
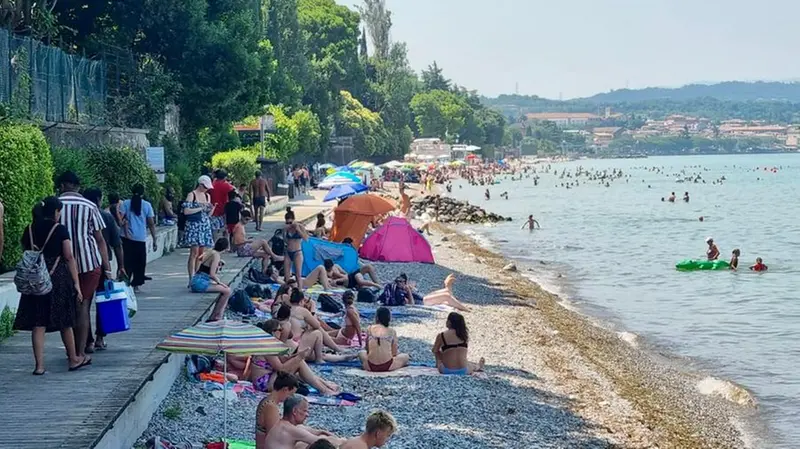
[316,359,433,369]
[342,366,442,377]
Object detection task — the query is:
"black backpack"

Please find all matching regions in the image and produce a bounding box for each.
[270,235,285,256]
[248,267,273,285]
[245,283,272,299]
[317,293,344,314]
[357,288,377,303]
[228,289,255,315]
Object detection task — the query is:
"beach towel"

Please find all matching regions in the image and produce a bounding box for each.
[225,441,255,449]
[316,359,433,369]
[305,396,356,406]
[343,366,442,378]
[357,307,415,319]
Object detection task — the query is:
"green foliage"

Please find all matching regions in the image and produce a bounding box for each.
[368,43,419,157]
[0,306,15,342]
[293,109,322,156]
[265,105,300,160]
[358,0,392,60]
[84,147,163,208]
[0,125,54,270]
[163,405,182,420]
[410,89,471,140]
[335,90,390,157]
[421,62,450,92]
[210,147,260,187]
[51,147,98,189]
[164,137,200,198]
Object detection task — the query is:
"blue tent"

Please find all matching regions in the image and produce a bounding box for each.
[298,237,359,276]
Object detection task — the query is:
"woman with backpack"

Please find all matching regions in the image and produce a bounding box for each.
[14,196,92,374]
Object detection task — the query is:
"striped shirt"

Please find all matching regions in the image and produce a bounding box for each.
[59,192,106,273]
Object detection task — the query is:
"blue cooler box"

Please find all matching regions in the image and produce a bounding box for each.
[96,282,131,334]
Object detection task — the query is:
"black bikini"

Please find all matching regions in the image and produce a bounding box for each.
[440,333,468,351]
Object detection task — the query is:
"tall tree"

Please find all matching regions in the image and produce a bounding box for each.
[266,0,309,107]
[370,42,419,156]
[358,0,391,60]
[359,27,368,59]
[410,89,471,140]
[421,61,451,92]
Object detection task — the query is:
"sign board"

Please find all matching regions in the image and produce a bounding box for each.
[146,147,166,183]
[261,114,276,132]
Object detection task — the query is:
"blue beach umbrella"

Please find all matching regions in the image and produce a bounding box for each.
[336,166,355,173]
[326,171,361,182]
[323,183,369,202]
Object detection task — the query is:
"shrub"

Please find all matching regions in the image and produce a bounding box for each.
[0,125,54,270]
[51,146,98,188]
[210,147,260,187]
[85,146,163,208]
[0,306,15,342]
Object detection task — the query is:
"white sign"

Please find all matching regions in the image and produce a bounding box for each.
[146,147,166,183]
[261,114,276,132]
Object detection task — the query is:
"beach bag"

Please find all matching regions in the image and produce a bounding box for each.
[229,289,255,315]
[378,282,408,306]
[317,293,343,314]
[245,283,272,299]
[357,288,376,303]
[270,235,285,256]
[14,224,60,296]
[247,267,273,285]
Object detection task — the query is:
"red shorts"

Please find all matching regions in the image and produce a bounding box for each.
[226,224,237,236]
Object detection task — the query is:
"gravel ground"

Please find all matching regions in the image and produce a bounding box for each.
[137,226,751,449]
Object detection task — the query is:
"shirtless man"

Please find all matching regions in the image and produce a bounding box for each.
[706,237,720,261]
[264,395,344,449]
[340,410,397,449]
[323,259,381,289]
[521,215,540,231]
[250,171,270,232]
[255,372,299,449]
[231,210,277,271]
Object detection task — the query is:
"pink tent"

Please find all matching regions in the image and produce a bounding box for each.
[359,216,435,263]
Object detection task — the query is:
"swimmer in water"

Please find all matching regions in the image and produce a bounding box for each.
[484,189,490,201]
[683,192,690,202]
[668,192,676,202]
[706,237,720,260]
[750,258,768,272]
[729,249,740,270]
[521,215,540,231]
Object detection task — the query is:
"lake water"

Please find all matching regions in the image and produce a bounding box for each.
[449,154,799,448]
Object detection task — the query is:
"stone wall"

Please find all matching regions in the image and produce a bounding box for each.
[41,122,152,150]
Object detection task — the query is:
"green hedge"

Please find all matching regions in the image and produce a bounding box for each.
[0,306,14,342]
[51,146,98,188]
[210,147,260,187]
[0,125,54,270]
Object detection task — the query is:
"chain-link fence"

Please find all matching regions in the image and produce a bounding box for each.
[0,27,108,125]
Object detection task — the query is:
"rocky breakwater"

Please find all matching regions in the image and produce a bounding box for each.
[413,195,511,224]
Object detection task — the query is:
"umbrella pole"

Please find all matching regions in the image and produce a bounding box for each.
[224,354,228,444]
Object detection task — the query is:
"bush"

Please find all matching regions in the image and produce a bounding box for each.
[0,124,54,270]
[210,147,260,187]
[85,146,163,208]
[0,306,15,342]
[51,147,98,188]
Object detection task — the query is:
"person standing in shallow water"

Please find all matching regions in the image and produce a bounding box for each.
[521,215,540,231]
[706,237,720,261]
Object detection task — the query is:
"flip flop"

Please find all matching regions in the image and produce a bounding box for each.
[69,356,92,371]
[32,370,46,376]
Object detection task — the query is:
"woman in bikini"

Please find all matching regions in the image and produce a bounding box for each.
[358,307,409,372]
[288,290,347,354]
[313,213,328,238]
[262,319,354,364]
[432,312,485,375]
[231,210,276,271]
[255,372,299,449]
[423,274,471,312]
[189,238,232,321]
[331,291,363,348]
[284,210,309,286]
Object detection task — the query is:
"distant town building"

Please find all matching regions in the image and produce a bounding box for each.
[409,138,451,160]
[592,127,623,147]
[525,112,601,128]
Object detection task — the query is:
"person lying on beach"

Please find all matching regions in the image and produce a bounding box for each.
[358,307,410,372]
[227,340,339,395]
[521,215,540,231]
[432,312,485,375]
[423,274,471,312]
[750,257,768,272]
[231,210,277,269]
[730,249,740,270]
[330,291,363,348]
[271,284,295,315]
[261,319,355,364]
[705,237,720,261]
[255,372,299,449]
[264,395,345,449]
[324,259,382,289]
[289,289,348,353]
[340,410,398,449]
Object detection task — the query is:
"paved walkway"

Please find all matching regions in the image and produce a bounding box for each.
[0,193,327,449]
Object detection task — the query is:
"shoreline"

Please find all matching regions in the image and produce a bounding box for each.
[433,223,758,448]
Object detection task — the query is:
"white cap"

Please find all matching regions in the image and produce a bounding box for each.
[706,237,713,243]
[198,175,213,189]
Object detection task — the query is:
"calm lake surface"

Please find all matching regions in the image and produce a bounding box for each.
[450,154,799,448]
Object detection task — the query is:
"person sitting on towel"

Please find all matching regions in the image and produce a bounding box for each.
[358,307,410,372]
[423,274,471,312]
[255,371,299,449]
[264,395,345,449]
[431,312,485,375]
[324,259,381,289]
[340,410,397,449]
[261,319,355,364]
[288,290,348,354]
[330,291,363,347]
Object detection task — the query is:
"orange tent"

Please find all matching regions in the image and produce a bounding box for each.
[330,195,397,247]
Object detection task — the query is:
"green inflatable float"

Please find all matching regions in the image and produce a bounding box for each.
[675,259,730,271]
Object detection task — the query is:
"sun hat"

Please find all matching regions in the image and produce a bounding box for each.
[197,175,213,189]
[705,237,713,243]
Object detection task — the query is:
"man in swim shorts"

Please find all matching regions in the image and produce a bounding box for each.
[324,259,381,289]
[264,395,344,449]
[250,171,270,232]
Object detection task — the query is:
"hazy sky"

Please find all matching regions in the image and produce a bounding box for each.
[338,0,800,99]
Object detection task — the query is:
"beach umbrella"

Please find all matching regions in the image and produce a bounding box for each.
[449,160,466,166]
[335,194,396,216]
[318,163,336,169]
[324,183,369,202]
[326,172,361,182]
[156,320,288,442]
[336,166,355,173]
[382,160,403,168]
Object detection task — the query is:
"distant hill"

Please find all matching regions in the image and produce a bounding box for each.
[580,81,800,103]
[480,82,800,123]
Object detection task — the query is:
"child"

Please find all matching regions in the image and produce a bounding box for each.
[750,257,768,272]
[224,190,243,238]
[729,249,740,270]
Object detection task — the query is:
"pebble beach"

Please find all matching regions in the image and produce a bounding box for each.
[137,222,753,449]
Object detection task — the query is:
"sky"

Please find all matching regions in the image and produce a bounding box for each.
[338,0,800,99]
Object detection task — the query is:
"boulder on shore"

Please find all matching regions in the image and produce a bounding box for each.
[412,195,510,224]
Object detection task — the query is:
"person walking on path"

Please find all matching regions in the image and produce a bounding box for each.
[14,197,91,374]
[250,171,271,232]
[210,169,234,238]
[119,184,157,292]
[182,176,214,284]
[57,171,111,360]
[83,188,125,351]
